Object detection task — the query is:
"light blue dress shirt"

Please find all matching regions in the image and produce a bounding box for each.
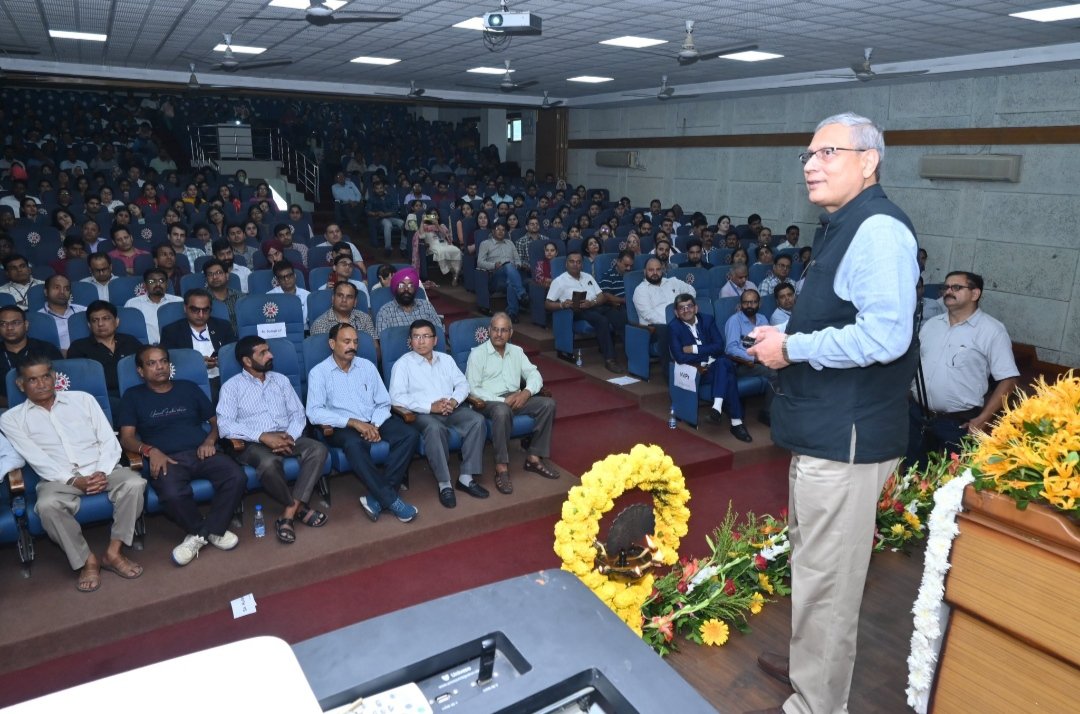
[305,355,390,428]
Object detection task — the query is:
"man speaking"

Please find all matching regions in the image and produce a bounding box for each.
[748,112,919,714]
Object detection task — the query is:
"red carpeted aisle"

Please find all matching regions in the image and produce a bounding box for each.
[0,456,788,708]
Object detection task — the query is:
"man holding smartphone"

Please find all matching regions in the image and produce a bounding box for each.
[160,288,236,403]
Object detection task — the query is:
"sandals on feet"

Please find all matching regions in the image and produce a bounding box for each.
[275,518,296,544]
[77,562,101,593]
[523,459,560,480]
[296,505,328,528]
[101,554,144,580]
[495,471,513,495]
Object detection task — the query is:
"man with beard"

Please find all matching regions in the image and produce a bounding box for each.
[153,243,187,295]
[225,223,257,269]
[310,280,377,342]
[202,258,242,333]
[669,294,751,442]
[632,257,694,382]
[374,267,443,336]
[217,335,330,544]
[682,239,713,270]
[124,267,183,344]
[306,323,420,524]
[211,239,251,293]
[724,288,775,424]
[118,346,245,566]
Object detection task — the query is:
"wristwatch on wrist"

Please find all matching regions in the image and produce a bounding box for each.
[781,336,791,363]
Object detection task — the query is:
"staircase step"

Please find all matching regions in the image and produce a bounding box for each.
[547,378,638,421]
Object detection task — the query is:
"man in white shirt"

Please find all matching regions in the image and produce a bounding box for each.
[267,260,311,324]
[82,252,117,301]
[0,255,45,309]
[633,257,695,382]
[771,283,796,326]
[776,225,801,253]
[1,355,146,593]
[389,319,488,509]
[38,274,87,353]
[545,251,625,373]
[125,268,183,344]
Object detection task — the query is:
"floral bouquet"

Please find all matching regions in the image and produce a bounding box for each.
[641,504,791,656]
[969,371,1079,518]
[875,449,964,552]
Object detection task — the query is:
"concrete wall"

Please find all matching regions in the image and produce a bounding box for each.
[566,67,1080,368]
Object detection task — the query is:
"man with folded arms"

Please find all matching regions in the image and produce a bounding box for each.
[2,355,145,592]
[306,323,419,523]
[117,345,245,566]
[389,319,488,509]
[466,312,559,495]
[217,335,329,544]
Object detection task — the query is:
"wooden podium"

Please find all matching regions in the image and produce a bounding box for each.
[931,486,1080,712]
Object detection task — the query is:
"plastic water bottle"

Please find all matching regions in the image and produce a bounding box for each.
[11,495,25,518]
[575,348,583,367]
[253,504,266,538]
[668,407,678,430]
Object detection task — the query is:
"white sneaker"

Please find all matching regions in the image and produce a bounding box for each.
[207,530,239,551]
[172,534,208,566]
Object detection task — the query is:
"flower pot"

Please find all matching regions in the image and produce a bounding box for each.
[930,486,1080,712]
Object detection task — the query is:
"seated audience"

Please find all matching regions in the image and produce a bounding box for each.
[125,268,183,344]
[0,254,44,308]
[413,210,461,285]
[668,294,751,442]
[633,257,695,381]
[160,288,236,399]
[217,335,330,544]
[67,300,143,415]
[211,238,251,293]
[202,258,242,332]
[476,223,528,323]
[267,260,310,324]
[118,346,245,566]
[305,324,419,523]
[82,252,117,300]
[776,225,800,252]
[2,356,145,592]
[545,251,624,373]
[389,319,488,509]
[310,281,377,341]
[724,289,775,424]
[771,283,796,326]
[374,267,443,335]
[107,225,150,276]
[317,223,365,274]
[0,305,63,407]
[719,263,757,299]
[533,241,558,288]
[37,274,87,353]
[683,239,713,270]
[465,312,560,494]
[225,223,258,268]
[759,253,795,297]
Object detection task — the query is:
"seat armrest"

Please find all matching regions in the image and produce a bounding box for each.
[391,405,417,424]
[466,395,486,410]
[7,468,23,495]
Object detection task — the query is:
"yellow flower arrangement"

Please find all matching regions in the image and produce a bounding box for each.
[749,592,765,615]
[553,444,690,634]
[971,372,1080,516]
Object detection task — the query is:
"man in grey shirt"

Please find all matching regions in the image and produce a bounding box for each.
[477,223,527,322]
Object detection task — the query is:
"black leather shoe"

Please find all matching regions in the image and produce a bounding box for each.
[730,424,753,442]
[708,408,722,423]
[756,651,790,686]
[438,487,457,508]
[455,479,490,499]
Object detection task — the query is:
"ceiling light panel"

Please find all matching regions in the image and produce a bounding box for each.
[1010,4,1080,22]
[599,36,667,48]
[568,76,614,83]
[49,30,108,42]
[467,66,511,75]
[213,44,266,55]
[722,51,784,62]
[271,0,347,8]
[351,56,401,65]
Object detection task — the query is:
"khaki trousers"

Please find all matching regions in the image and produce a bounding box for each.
[783,452,896,714]
[35,466,146,570]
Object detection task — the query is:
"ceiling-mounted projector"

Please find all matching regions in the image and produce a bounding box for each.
[483,12,542,35]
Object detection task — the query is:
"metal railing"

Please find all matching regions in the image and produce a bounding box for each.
[188,124,320,202]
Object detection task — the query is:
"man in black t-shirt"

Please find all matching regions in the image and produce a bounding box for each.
[117,345,245,567]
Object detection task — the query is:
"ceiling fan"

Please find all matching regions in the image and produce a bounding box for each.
[623,75,698,101]
[813,47,930,82]
[184,63,236,91]
[541,91,564,109]
[239,1,402,26]
[637,20,758,66]
[213,33,294,73]
[460,60,538,93]
[375,81,443,101]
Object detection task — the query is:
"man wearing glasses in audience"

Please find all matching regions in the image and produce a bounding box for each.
[202,258,242,333]
[160,289,236,401]
[267,260,311,324]
[724,289,775,425]
[906,271,1018,466]
[124,268,182,344]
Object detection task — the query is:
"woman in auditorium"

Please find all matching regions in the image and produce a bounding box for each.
[583,235,603,261]
[52,208,78,237]
[107,227,150,275]
[470,210,490,254]
[287,204,314,240]
[505,212,520,235]
[126,203,147,226]
[624,233,642,258]
[716,215,732,236]
[218,185,241,215]
[135,183,168,211]
[249,183,276,212]
[243,219,265,244]
[755,245,774,267]
[191,223,213,253]
[207,206,227,240]
[729,247,750,266]
[576,214,592,231]
[534,241,558,289]
[182,182,204,208]
[455,202,476,251]
[162,207,184,230]
[412,209,461,285]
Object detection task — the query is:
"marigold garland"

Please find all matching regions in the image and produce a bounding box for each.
[553,444,690,634]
